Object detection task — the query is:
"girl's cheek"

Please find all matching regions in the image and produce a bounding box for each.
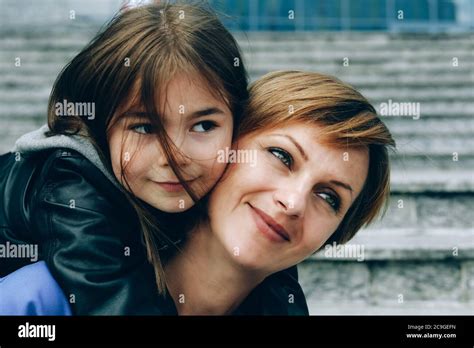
[207,159,227,179]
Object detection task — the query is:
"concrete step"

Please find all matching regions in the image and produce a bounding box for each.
[248,61,474,74]
[312,228,474,261]
[3,38,473,57]
[393,136,474,156]
[1,109,472,135]
[0,0,120,26]
[0,74,58,90]
[383,118,474,136]
[2,63,473,87]
[391,154,474,170]
[391,169,474,192]
[234,32,474,45]
[0,37,90,51]
[0,51,77,64]
[1,86,473,104]
[4,41,473,56]
[298,259,474,314]
[3,31,472,45]
[3,75,474,108]
[4,72,472,97]
[2,100,472,119]
[3,28,472,43]
[370,193,473,229]
[243,49,474,62]
[250,72,474,88]
[0,68,474,91]
[3,50,472,69]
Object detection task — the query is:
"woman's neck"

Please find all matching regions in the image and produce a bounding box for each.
[164,220,265,315]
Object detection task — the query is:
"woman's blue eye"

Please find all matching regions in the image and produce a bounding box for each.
[317,192,340,212]
[130,124,153,134]
[191,121,217,133]
[268,147,293,168]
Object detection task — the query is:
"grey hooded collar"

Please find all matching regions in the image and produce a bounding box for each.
[12,124,121,189]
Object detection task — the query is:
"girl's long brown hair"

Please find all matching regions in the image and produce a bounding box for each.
[46,1,248,293]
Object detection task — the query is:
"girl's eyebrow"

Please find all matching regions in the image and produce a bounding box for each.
[123,107,225,119]
[122,111,148,118]
[188,107,225,119]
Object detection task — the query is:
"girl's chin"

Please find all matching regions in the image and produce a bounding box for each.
[146,197,193,213]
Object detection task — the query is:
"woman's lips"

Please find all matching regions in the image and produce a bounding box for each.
[248,204,291,243]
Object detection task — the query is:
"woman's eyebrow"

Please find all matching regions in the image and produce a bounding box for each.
[329,180,353,197]
[272,134,309,161]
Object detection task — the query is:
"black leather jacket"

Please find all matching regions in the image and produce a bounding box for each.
[0,148,309,315]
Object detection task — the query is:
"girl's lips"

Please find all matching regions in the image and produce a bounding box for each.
[154,179,196,193]
[248,204,291,243]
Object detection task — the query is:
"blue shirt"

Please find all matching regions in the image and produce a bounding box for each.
[0,261,72,315]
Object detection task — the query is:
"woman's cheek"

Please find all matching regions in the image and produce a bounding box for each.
[303,221,338,254]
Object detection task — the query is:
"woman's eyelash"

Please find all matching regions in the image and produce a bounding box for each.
[268,147,293,168]
[316,191,341,213]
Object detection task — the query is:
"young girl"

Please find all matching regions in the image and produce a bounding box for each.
[0,2,306,315]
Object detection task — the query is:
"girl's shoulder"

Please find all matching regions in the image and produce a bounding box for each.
[33,148,135,220]
[0,147,135,238]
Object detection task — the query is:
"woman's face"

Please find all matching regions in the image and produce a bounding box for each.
[108,73,233,212]
[207,122,369,274]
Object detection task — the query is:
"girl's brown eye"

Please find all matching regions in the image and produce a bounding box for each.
[130,124,153,134]
[191,121,218,133]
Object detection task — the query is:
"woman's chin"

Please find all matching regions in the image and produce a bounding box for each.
[224,241,274,273]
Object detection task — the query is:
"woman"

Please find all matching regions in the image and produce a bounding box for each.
[0,71,395,315]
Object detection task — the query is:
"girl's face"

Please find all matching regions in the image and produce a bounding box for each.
[207,122,369,274]
[108,73,233,212]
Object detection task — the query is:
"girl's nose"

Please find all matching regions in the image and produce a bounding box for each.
[154,140,191,168]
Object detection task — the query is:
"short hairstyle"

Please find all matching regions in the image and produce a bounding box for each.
[239,70,396,246]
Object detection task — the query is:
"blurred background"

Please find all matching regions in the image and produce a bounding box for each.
[0,0,473,314]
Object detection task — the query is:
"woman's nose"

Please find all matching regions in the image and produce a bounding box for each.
[273,188,306,218]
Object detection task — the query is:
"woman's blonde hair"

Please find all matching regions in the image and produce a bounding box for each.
[239,70,395,245]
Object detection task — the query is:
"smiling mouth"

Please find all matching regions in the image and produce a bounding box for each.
[248,203,291,243]
[153,178,197,192]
